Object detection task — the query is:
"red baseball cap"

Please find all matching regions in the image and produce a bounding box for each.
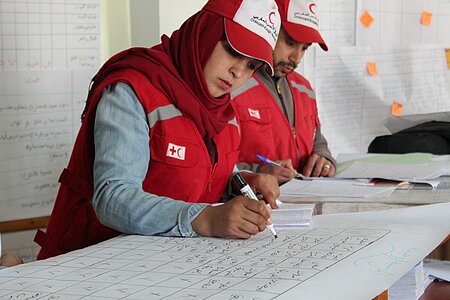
[275,0,328,51]
[203,0,281,75]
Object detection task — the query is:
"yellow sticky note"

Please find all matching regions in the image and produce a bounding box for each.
[391,102,403,116]
[421,11,432,26]
[367,62,378,76]
[446,49,450,69]
[360,11,374,28]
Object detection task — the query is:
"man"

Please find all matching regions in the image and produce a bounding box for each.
[232,0,335,184]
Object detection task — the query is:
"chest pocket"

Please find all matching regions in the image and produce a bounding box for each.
[235,105,271,124]
[147,130,208,201]
[150,131,200,168]
[235,105,273,139]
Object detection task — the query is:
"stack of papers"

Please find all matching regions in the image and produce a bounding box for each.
[423,259,450,282]
[389,261,433,300]
[280,179,397,198]
[271,200,315,229]
[336,153,450,187]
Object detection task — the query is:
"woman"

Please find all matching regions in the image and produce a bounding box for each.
[35,0,281,259]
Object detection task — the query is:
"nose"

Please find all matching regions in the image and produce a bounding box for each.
[230,58,252,79]
[290,47,304,66]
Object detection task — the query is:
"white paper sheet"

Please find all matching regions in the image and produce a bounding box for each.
[384,111,450,134]
[0,203,448,300]
[336,153,450,182]
[0,0,100,71]
[308,46,450,154]
[423,259,450,282]
[356,0,450,47]
[317,0,357,47]
[281,179,397,198]
[0,0,100,222]
[271,201,315,229]
[0,70,95,222]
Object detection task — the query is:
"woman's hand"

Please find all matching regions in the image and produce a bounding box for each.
[191,196,272,239]
[192,172,279,239]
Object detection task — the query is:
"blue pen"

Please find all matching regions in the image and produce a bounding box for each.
[256,154,304,180]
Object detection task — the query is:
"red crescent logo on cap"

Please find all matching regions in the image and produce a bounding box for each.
[309,3,316,14]
[269,11,275,24]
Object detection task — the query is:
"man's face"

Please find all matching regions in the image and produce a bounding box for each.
[273,27,311,77]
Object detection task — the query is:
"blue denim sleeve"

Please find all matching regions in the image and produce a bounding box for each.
[91,82,208,237]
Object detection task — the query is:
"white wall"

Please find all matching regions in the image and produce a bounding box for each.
[100,0,131,63]
[158,0,207,36]
[101,0,207,62]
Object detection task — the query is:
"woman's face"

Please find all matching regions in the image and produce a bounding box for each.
[204,40,264,98]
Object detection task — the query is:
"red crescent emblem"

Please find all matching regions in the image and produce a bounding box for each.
[269,11,275,24]
[177,148,182,158]
[309,3,316,14]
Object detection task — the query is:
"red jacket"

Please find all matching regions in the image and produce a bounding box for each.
[232,72,319,170]
[35,69,240,259]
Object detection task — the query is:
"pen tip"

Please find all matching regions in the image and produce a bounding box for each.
[274,234,278,239]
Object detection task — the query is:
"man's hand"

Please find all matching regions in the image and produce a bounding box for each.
[259,159,296,184]
[301,153,335,177]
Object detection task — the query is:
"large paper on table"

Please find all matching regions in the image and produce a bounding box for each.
[0,203,448,299]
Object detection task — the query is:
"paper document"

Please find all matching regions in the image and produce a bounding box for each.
[423,259,450,282]
[388,261,432,300]
[271,200,315,229]
[384,112,450,134]
[336,153,450,182]
[1,203,447,300]
[280,179,397,198]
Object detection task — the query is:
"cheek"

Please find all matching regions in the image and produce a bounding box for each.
[232,71,254,91]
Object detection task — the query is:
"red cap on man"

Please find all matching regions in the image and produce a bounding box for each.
[203,0,281,75]
[275,0,328,51]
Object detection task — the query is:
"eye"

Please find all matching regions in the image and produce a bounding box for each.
[286,39,297,47]
[247,60,263,71]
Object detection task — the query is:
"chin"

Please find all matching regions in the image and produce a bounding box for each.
[210,90,225,98]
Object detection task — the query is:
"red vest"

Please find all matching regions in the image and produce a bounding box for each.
[35,70,240,259]
[232,72,319,170]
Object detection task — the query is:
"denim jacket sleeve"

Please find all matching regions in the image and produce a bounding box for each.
[91,82,208,237]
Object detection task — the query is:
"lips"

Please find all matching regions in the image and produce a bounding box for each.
[219,79,232,90]
[281,66,294,73]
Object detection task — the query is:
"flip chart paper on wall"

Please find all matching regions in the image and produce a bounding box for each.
[0,0,100,222]
[318,0,357,47]
[0,70,96,222]
[356,0,450,47]
[306,46,450,154]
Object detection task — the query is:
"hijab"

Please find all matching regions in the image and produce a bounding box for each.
[88,10,233,138]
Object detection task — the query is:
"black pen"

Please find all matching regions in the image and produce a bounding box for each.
[233,172,278,238]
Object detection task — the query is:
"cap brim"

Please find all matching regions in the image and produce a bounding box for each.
[224,19,274,76]
[284,22,328,51]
